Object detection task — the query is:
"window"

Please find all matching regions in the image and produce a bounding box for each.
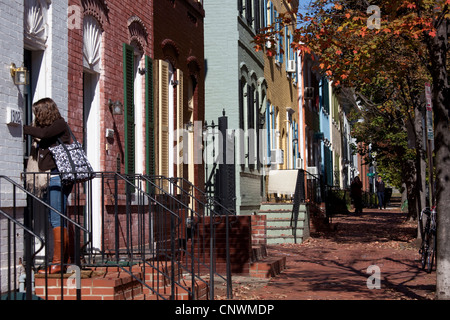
[275,10,283,64]
[247,84,256,168]
[246,0,253,25]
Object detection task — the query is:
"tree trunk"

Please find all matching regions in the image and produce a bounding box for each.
[413,102,427,239]
[401,157,417,221]
[427,18,450,300]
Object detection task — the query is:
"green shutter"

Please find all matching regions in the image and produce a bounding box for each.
[145,55,155,177]
[123,43,135,177]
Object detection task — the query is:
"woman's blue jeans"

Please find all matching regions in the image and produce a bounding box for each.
[46,175,72,228]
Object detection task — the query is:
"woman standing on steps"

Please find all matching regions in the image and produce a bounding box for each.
[23,98,73,274]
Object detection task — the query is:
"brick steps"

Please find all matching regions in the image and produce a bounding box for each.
[34,263,209,300]
[248,244,286,278]
[250,256,287,278]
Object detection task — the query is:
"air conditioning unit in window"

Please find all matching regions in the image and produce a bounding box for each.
[304,87,314,100]
[286,60,296,73]
[295,157,303,169]
[306,166,318,178]
[270,149,284,165]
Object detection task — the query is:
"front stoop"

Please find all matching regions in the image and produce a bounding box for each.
[34,268,144,300]
[250,256,287,278]
[257,202,310,245]
[249,244,286,278]
[34,265,208,300]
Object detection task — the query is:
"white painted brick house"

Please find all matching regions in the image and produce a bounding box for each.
[0,0,69,294]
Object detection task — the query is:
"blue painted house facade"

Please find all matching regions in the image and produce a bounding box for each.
[319,77,333,186]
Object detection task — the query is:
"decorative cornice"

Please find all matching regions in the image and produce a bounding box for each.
[82,0,109,28]
[161,39,180,57]
[24,0,49,48]
[128,15,149,50]
[186,56,201,74]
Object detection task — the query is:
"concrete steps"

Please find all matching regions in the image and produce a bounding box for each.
[257,202,310,245]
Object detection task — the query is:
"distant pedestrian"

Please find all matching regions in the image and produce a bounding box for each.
[350,176,363,214]
[375,176,385,210]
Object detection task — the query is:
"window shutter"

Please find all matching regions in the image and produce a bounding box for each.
[266,102,271,159]
[176,69,184,179]
[246,0,253,25]
[158,60,170,182]
[123,43,135,177]
[145,55,155,177]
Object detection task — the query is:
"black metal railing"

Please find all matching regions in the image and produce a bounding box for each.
[0,171,231,300]
[0,175,88,300]
[166,176,234,299]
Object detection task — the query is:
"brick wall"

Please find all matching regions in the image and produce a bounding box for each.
[0,0,66,293]
[0,1,26,200]
[251,214,266,246]
[198,215,265,275]
[153,0,205,189]
[68,0,154,174]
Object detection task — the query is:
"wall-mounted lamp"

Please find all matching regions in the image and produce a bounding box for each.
[259,114,265,127]
[109,99,123,115]
[171,80,179,87]
[138,67,147,75]
[185,121,194,132]
[10,63,29,85]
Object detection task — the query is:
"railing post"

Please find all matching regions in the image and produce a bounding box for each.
[209,204,215,300]
[225,208,232,299]
[24,195,33,300]
[170,212,175,300]
[114,174,119,263]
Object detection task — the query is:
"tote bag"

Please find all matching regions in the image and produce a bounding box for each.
[49,126,95,185]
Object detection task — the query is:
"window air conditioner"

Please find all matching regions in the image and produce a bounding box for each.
[270,149,284,165]
[286,60,296,73]
[304,87,314,100]
[306,166,318,178]
[295,157,303,169]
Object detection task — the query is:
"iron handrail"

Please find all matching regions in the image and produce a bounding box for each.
[0,174,89,300]
[89,172,210,300]
[4,174,88,232]
[3,171,229,300]
[170,176,234,299]
[0,209,45,264]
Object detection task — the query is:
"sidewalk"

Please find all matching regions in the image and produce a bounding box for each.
[219,207,436,300]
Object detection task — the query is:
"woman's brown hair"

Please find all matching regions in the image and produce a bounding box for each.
[32,98,62,127]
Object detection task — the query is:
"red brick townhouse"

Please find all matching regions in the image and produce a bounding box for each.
[67,0,205,250]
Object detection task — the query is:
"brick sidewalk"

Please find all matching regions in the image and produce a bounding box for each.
[222,207,436,300]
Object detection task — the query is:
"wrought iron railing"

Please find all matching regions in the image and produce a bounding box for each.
[0,171,231,300]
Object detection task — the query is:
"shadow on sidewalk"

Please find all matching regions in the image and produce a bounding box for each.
[228,207,436,300]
